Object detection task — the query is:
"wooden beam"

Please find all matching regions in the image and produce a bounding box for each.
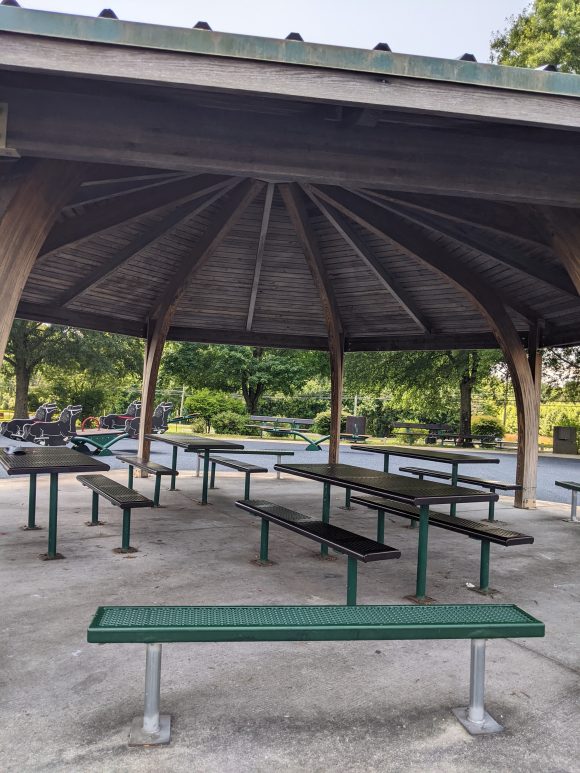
[38,174,232,260]
[68,173,189,208]
[304,187,431,333]
[6,83,580,205]
[514,322,542,508]
[15,301,145,337]
[0,159,85,364]
[150,179,263,320]
[538,207,580,294]
[246,183,274,331]
[314,187,540,324]
[168,326,329,350]
[366,194,577,297]
[314,185,541,506]
[58,181,237,307]
[280,183,344,462]
[137,318,166,467]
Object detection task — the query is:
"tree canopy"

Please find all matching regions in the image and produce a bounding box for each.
[491,0,580,72]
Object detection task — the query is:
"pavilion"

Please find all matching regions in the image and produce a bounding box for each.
[0,1,579,509]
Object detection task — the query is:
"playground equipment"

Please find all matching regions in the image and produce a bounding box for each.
[71,429,130,456]
[22,405,82,447]
[99,400,141,430]
[0,403,58,439]
[125,402,173,439]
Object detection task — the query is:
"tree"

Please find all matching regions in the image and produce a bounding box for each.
[160,343,327,414]
[344,349,503,442]
[491,1,580,72]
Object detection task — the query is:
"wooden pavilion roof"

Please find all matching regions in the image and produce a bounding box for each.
[1,3,579,351]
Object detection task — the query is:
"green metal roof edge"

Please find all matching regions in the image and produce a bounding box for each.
[1,5,580,98]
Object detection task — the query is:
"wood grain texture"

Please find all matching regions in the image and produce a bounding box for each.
[539,207,580,295]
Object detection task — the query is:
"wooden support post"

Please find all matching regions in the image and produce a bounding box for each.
[0,159,84,364]
[328,335,345,465]
[137,317,168,470]
[514,323,542,509]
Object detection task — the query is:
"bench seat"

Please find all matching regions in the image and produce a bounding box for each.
[236,499,400,605]
[206,456,268,498]
[350,494,533,593]
[116,455,175,506]
[77,474,153,552]
[555,480,579,522]
[87,602,544,744]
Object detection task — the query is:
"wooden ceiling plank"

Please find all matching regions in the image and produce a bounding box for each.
[246,182,274,331]
[539,207,580,295]
[312,186,541,326]
[304,186,431,333]
[38,173,233,260]
[58,181,238,307]
[363,193,577,297]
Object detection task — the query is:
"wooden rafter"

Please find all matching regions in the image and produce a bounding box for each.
[57,181,238,307]
[314,187,539,325]
[304,186,431,334]
[280,183,344,463]
[539,207,580,295]
[246,183,274,331]
[365,193,577,297]
[38,174,233,261]
[69,173,190,208]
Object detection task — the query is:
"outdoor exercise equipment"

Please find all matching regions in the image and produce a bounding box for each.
[99,400,141,430]
[22,405,83,447]
[1,403,58,439]
[125,402,173,439]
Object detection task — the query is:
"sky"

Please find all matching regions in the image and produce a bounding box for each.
[13,0,529,63]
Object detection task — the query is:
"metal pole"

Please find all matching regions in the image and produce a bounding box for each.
[383,454,389,473]
[170,446,178,491]
[415,504,430,600]
[128,465,134,488]
[377,510,385,543]
[143,643,162,734]
[468,639,486,724]
[570,491,578,523]
[276,454,281,480]
[122,508,131,550]
[260,518,270,562]
[321,482,331,557]
[27,473,38,529]
[244,472,251,500]
[153,474,161,507]
[346,556,358,605]
[47,473,59,558]
[210,462,216,489]
[201,450,210,504]
[479,541,490,592]
[345,487,351,509]
[92,492,99,525]
[196,453,201,477]
[450,463,458,517]
[488,488,496,522]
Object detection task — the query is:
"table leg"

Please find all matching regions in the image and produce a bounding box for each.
[260,519,270,562]
[383,454,390,473]
[345,487,351,509]
[153,474,161,507]
[276,455,281,480]
[479,541,491,592]
[210,462,216,489]
[201,450,210,505]
[412,504,430,602]
[450,464,458,517]
[128,465,134,488]
[346,557,358,606]
[44,473,63,560]
[569,491,578,523]
[170,446,178,491]
[24,473,40,530]
[321,482,331,557]
[487,488,496,522]
[377,510,385,543]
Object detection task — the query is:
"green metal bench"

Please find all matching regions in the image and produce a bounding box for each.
[87,603,544,745]
[77,474,154,552]
[205,456,268,499]
[555,480,579,522]
[116,455,175,506]
[195,449,294,480]
[399,466,522,521]
[350,494,533,594]
[236,499,400,604]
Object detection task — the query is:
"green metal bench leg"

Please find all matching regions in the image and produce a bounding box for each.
[129,643,171,746]
[321,482,331,557]
[170,446,178,491]
[44,473,62,560]
[118,507,135,552]
[153,474,161,507]
[210,462,216,489]
[25,473,40,530]
[92,492,99,524]
[345,487,351,509]
[244,472,251,500]
[383,455,390,473]
[487,488,496,521]
[201,450,210,505]
[413,504,430,602]
[450,463,458,517]
[346,556,358,606]
[479,541,491,592]
[377,509,385,543]
[260,518,270,562]
[128,464,134,488]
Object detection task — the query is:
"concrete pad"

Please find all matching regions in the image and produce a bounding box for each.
[0,470,579,772]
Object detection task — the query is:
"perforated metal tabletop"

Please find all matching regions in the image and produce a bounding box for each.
[0,447,110,475]
[351,445,500,465]
[145,434,244,451]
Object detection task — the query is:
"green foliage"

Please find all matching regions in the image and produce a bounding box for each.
[491,0,580,72]
[357,397,399,437]
[538,404,580,436]
[184,389,246,431]
[258,393,328,419]
[313,410,348,434]
[472,415,504,439]
[211,410,250,435]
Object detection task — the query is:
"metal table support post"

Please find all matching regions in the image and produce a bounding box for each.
[91,492,100,525]
[453,639,503,734]
[170,446,178,491]
[129,643,171,746]
[487,487,496,521]
[377,509,385,543]
[410,504,431,603]
[450,463,459,516]
[25,473,40,530]
[321,482,331,557]
[201,449,210,504]
[45,472,62,560]
[276,454,282,480]
[383,454,390,473]
[196,454,201,477]
[210,461,216,489]
[127,464,134,488]
[344,487,351,508]
[153,474,162,507]
[259,518,270,562]
[568,490,578,522]
[479,541,491,592]
[346,556,358,605]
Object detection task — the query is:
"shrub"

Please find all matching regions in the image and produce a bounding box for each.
[211,411,249,435]
[472,415,504,439]
[313,409,348,435]
[184,389,246,431]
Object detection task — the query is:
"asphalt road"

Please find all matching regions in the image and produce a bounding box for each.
[1,434,578,503]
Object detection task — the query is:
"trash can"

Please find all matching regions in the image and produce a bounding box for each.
[553,426,578,454]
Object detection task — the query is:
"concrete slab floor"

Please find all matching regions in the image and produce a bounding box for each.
[0,469,578,773]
